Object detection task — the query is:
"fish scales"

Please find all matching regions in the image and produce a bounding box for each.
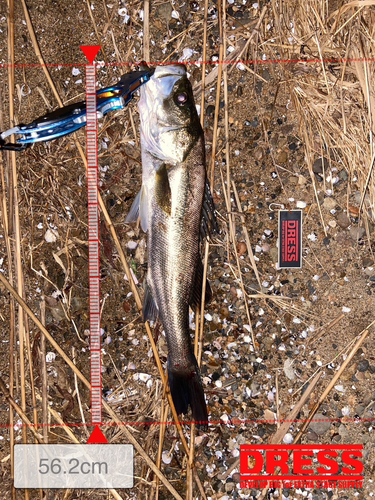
[126,64,215,427]
[149,141,205,367]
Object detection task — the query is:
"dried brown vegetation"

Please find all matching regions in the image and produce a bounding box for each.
[0,0,375,499]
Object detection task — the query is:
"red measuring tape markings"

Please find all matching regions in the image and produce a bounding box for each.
[84,57,102,425]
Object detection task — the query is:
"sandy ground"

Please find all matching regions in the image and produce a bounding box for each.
[0,1,374,499]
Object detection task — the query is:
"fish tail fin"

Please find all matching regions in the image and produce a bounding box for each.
[168,356,208,430]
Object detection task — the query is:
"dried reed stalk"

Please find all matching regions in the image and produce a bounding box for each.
[0,113,16,500]
[40,300,48,443]
[143,0,150,63]
[0,272,184,500]
[7,4,29,499]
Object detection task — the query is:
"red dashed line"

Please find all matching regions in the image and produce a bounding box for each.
[4,416,374,429]
[0,57,375,69]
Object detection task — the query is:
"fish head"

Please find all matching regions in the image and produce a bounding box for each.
[139,64,202,164]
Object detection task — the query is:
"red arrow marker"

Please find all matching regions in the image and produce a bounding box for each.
[80,45,101,64]
[87,425,108,444]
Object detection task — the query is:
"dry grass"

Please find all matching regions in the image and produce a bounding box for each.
[1,0,375,499]
[268,1,375,225]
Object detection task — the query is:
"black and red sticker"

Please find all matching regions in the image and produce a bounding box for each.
[278,210,302,268]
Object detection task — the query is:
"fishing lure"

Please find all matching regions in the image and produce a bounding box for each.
[0,68,154,151]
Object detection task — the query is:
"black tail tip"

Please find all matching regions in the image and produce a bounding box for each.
[168,366,208,430]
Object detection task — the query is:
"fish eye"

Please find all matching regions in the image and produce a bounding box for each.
[175,92,189,106]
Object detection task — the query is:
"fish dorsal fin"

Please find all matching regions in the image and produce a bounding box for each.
[155,163,172,216]
[201,180,218,241]
[190,258,212,308]
[125,185,149,232]
[143,280,159,322]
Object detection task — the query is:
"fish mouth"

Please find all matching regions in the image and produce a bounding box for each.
[143,66,186,100]
[152,65,186,79]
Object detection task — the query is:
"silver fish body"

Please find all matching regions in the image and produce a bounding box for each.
[126,65,213,425]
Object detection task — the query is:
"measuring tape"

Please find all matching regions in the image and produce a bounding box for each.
[85,63,102,425]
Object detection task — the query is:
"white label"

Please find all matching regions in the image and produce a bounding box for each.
[14,444,133,488]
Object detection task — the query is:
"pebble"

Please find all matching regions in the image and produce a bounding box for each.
[362,257,374,267]
[206,104,215,117]
[355,370,366,381]
[283,433,294,444]
[357,359,369,372]
[138,373,151,383]
[162,451,172,464]
[307,233,317,242]
[341,363,357,381]
[313,157,329,174]
[264,409,275,422]
[50,303,66,321]
[45,228,58,243]
[355,404,366,416]
[254,147,264,160]
[232,473,241,483]
[127,241,138,250]
[269,247,278,263]
[332,433,341,443]
[349,226,365,240]
[246,118,258,127]
[309,413,331,435]
[363,411,373,427]
[322,197,336,210]
[336,212,351,229]
[225,482,235,493]
[237,241,247,256]
[306,430,318,441]
[46,352,56,363]
[338,169,348,181]
[283,358,295,380]
[277,151,288,163]
[156,2,172,20]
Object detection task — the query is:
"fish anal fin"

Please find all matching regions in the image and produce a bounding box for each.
[142,281,159,322]
[155,163,172,215]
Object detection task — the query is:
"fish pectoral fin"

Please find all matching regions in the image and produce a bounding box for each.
[190,258,212,307]
[155,163,172,215]
[200,179,219,241]
[142,281,159,322]
[125,185,149,232]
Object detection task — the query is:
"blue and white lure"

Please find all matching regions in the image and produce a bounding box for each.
[0,67,154,151]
